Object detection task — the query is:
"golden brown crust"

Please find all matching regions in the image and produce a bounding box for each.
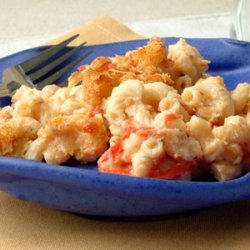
[80,37,174,106]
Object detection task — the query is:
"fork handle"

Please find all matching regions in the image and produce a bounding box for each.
[0,83,11,97]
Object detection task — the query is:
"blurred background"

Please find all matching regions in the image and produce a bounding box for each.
[0,0,236,57]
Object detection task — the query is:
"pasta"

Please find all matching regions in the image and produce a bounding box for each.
[0,36,250,182]
[168,38,210,91]
[0,85,109,164]
[181,76,235,124]
[230,83,250,114]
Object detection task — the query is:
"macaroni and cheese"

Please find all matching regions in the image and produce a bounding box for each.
[0,37,249,181]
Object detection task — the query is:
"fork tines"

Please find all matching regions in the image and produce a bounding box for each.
[17,34,92,89]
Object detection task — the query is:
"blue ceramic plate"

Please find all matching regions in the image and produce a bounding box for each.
[0,38,250,217]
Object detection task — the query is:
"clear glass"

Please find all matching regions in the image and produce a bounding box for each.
[230,0,250,41]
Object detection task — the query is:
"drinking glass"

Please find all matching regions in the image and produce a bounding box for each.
[230,0,250,41]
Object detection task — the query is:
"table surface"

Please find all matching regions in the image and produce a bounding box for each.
[1,189,250,250]
[1,1,249,250]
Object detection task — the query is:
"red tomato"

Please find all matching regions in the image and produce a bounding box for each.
[107,63,118,70]
[82,121,97,133]
[122,118,138,139]
[98,140,132,175]
[102,62,118,71]
[154,162,195,180]
[102,162,132,175]
[78,64,88,71]
[89,107,104,118]
[165,113,181,125]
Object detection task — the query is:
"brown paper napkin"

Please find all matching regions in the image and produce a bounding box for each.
[1,15,250,250]
[45,15,145,46]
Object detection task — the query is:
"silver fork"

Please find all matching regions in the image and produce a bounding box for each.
[0,34,92,97]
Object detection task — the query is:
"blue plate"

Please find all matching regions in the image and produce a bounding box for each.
[0,38,250,217]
